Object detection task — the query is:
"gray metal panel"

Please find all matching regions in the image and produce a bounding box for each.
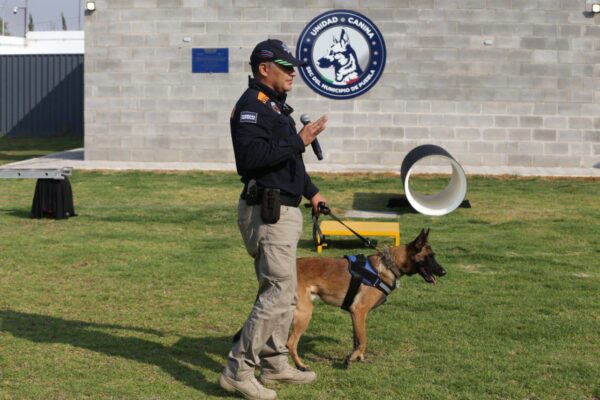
[0,54,83,138]
[0,167,72,180]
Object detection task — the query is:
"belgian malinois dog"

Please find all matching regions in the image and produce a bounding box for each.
[232,229,446,369]
[288,228,446,370]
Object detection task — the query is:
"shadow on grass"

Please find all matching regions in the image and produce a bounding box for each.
[1,310,346,395]
[0,310,230,397]
[353,192,417,214]
[298,239,318,252]
[293,334,344,369]
[0,208,32,219]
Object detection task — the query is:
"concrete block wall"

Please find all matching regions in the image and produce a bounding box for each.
[85,0,600,173]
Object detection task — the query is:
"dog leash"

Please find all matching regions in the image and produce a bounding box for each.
[307,202,381,252]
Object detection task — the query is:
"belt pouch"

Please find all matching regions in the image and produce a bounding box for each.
[261,188,281,224]
[245,179,259,205]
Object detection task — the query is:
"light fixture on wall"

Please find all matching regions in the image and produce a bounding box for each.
[11,4,27,37]
[585,0,600,13]
[85,1,96,12]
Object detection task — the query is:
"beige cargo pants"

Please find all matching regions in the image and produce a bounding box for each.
[225,199,303,380]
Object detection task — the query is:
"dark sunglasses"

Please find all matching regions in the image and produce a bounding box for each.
[273,62,295,74]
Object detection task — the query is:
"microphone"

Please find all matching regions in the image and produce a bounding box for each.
[300,114,323,161]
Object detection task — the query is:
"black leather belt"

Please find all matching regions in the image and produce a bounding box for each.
[240,189,302,207]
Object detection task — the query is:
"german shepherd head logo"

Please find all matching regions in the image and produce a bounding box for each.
[317,29,363,85]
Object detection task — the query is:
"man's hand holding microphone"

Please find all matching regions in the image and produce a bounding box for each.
[299,114,327,160]
[298,114,328,212]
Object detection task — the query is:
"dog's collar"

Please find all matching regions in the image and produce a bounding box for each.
[380,248,402,282]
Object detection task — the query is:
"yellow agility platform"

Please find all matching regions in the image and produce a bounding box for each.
[316,220,400,253]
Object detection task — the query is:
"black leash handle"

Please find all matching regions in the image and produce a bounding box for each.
[307,202,380,251]
[312,208,324,246]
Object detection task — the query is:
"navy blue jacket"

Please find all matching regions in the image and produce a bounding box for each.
[230,78,319,200]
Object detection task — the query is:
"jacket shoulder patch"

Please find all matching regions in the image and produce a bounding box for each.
[257,91,269,104]
[240,111,257,124]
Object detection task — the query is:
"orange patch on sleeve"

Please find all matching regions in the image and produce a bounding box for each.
[257,91,269,104]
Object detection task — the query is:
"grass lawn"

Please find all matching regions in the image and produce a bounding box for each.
[0,171,599,399]
[0,136,83,166]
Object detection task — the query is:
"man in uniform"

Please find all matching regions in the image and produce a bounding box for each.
[219,39,328,400]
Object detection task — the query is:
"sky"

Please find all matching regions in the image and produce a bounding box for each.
[1,0,83,37]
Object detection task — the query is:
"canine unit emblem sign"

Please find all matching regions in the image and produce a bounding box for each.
[297,10,386,100]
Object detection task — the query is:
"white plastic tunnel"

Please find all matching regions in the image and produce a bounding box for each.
[400,144,468,216]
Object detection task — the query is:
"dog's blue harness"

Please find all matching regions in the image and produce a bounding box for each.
[341,254,396,311]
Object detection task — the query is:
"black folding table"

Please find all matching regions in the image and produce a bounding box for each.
[0,168,76,219]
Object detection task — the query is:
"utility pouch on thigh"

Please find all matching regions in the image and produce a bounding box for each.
[261,188,281,224]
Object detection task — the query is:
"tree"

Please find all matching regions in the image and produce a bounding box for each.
[61,12,67,31]
[28,14,34,32]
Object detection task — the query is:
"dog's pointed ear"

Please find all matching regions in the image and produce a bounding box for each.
[340,29,349,46]
[416,229,427,248]
[417,228,425,243]
[424,228,430,241]
[409,229,426,249]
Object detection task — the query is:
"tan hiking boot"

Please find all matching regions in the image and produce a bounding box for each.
[218,372,277,400]
[259,363,317,385]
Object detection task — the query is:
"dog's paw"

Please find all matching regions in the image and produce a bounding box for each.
[343,356,352,368]
[344,353,366,367]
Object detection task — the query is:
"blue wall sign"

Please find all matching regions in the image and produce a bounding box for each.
[192,48,229,73]
[297,10,386,99]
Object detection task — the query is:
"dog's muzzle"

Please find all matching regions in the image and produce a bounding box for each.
[418,255,447,285]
